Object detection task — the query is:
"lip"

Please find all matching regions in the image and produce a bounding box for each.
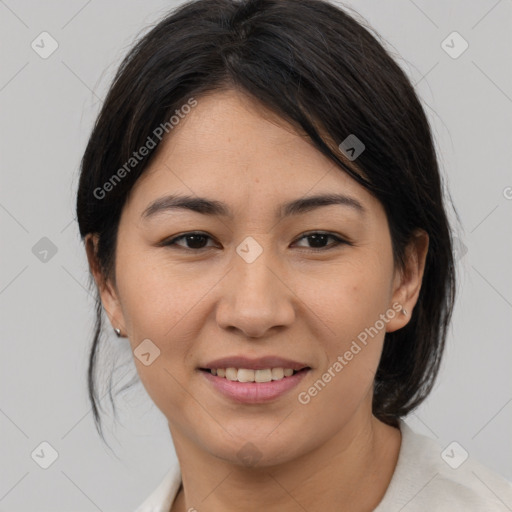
[201,355,309,371]
[200,367,311,404]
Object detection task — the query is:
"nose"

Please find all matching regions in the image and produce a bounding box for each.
[215,238,296,339]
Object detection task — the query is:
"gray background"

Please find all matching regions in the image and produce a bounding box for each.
[1,0,511,510]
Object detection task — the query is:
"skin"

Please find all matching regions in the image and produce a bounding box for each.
[86,88,429,512]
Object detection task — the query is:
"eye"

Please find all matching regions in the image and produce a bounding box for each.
[293,232,349,251]
[162,232,217,250]
[161,231,350,252]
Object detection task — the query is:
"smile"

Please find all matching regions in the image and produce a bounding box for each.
[201,367,302,382]
[199,367,311,403]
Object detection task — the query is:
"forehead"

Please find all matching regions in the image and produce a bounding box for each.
[125,89,379,217]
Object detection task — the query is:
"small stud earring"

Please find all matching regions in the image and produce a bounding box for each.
[401,308,408,316]
[114,327,122,337]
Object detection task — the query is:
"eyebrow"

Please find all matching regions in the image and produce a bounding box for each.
[141,193,366,221]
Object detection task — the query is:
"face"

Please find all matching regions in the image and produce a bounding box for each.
[88,89,427,467]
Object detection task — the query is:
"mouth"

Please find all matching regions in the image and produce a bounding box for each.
[198,356,312,403]
[199,367,309,383]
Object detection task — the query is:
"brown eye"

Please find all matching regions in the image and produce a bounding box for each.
[163,232,216,250]
[293,232,349,251]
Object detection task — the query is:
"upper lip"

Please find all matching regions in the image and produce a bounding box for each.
[201,356,310,371]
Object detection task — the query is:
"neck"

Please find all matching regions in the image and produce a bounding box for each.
[169,411,401,512]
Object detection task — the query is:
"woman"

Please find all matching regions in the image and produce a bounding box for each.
[75,0,512,510]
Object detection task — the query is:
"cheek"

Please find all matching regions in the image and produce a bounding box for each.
[114,251,207,405]
[292,271,389,433]
[300,256,393,342]
[294,252,394,401]
[117,247,210,339]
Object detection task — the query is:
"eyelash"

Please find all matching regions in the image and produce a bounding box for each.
[161,231,350,252]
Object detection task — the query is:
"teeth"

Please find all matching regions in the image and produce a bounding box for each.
[209,367,300,382]
[226,368,238,381]
[255,369,272,383]
[237,368,255,382]
[271,368,284,380]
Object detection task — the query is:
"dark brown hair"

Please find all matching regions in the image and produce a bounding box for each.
[76,0,457,440]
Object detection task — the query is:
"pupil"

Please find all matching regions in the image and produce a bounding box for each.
[187,235,207,249]
[309,234,327,248]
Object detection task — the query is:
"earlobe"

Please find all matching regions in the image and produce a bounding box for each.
[84,233,126,336]
[386,229,429,333]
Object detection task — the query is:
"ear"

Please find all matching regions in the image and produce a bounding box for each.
[85,233,126,335]
[386,229,429,333]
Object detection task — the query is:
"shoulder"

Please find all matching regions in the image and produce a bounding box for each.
[374,419,512,512]
[134,465,181,512]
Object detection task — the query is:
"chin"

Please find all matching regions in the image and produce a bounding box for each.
[201,427,305,469]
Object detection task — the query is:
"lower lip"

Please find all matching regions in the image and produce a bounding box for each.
[200,369,310,403]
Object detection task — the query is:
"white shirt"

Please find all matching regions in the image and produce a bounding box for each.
[134,420,512,511]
